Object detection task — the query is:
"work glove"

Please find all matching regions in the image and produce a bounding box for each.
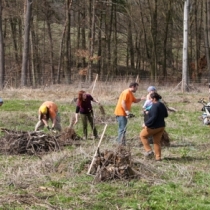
[125,110,130,116]
[127,113,135,118]
[51,127,57,133]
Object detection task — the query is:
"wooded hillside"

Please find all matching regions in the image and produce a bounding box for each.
[0,0,209,88]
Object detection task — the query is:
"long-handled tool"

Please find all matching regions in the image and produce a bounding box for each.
[87,124,107,175]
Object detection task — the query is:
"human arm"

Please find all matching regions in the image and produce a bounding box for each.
[90,94,100,105]
[74,106,80,124]
[92,98,100,105]
[38,111,50,129]
[134,96,145,103]
[42,118,50,129]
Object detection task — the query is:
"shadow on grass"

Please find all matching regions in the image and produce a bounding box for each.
[169,143,196,147]
[164,156,208,162]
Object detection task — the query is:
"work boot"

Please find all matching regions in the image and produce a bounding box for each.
[83,136,87,140]
[144,151,154,160]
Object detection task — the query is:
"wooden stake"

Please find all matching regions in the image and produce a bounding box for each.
[91,74,98,95]
[135,75,139,83]
[87,123,107,175]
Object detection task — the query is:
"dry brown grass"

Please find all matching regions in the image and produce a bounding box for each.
[1,81,208,103]
[0,81,210,209]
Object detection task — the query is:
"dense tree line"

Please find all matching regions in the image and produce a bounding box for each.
[0,0,209,88]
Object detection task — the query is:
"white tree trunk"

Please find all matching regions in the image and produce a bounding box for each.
[182,0,190,92]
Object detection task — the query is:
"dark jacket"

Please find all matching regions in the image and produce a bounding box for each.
[76,94,94,114]
[145,101,168,128]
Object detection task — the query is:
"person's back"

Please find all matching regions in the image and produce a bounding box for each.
[39,101,58,119]
[35,101,61,132]
[146,101,168,128]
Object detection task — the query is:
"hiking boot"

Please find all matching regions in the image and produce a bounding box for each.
[144,151,154,160]
[156,159,162,161]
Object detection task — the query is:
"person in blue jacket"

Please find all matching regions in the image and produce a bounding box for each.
[0,98,3,106]
[142,86,157,144]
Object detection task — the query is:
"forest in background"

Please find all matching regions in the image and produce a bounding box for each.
[0,0,210,89]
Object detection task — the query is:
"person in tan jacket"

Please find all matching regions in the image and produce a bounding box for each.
[35,101,61,132]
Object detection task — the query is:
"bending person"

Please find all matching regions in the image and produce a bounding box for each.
[35,101,61,132]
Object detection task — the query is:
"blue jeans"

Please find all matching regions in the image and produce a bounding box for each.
[116,116,127,145]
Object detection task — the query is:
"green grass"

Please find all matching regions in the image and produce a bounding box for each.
[0,86,210,209]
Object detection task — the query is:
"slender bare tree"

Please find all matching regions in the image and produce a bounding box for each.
[0,0,5,90]
[21,0,33,87]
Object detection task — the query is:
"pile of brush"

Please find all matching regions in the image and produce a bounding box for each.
[0,129,60,155]
[91,146,140,182]
[161,130,171,147]
[0,127,81,155]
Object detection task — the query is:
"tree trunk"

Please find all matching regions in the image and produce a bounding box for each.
[21,0,32,87]
[182,0,190,92]
[148,0,158,81]
[87,0,95,82]
[63,0,72,84]
[56,0,72,84]
[205,0,210,82]
[0,0,5,90]
[162,0,172,78]
[46,21,55,84]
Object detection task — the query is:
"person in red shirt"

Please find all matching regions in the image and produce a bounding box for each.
[74,90,100,140]
[35,101,61,132]
[114,82,144,145]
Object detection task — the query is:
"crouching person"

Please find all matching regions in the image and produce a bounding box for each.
[35,101,61,132]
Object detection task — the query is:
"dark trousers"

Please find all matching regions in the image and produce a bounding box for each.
[80,112,98,139]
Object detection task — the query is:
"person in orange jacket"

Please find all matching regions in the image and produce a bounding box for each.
[114,82,144,145]
[35,101,61,132]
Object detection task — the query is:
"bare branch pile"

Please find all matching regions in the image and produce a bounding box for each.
[91,146,140,182]
[0,129,60,155]
[58,127,82,146]
[161,130,171,147]
[98,104,105,115]
[0,127,82,155]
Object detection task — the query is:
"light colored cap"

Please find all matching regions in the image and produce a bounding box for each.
[147,86,156,92]
[0,98,3,103]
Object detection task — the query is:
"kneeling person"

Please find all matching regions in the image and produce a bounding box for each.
[35,101,61,132]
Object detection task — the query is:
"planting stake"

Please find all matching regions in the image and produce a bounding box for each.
[135,75,139,83]
[91,74,98,95]
[87,123,108,175]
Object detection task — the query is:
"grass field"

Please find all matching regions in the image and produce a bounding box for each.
[0,82,210,210]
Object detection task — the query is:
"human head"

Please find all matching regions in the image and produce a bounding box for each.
[78,90,87,104]
[147,86,156,92]
[40,105,47,114]
[0,98,3,106]
[150,92,162,101]
[129,82,139,93]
